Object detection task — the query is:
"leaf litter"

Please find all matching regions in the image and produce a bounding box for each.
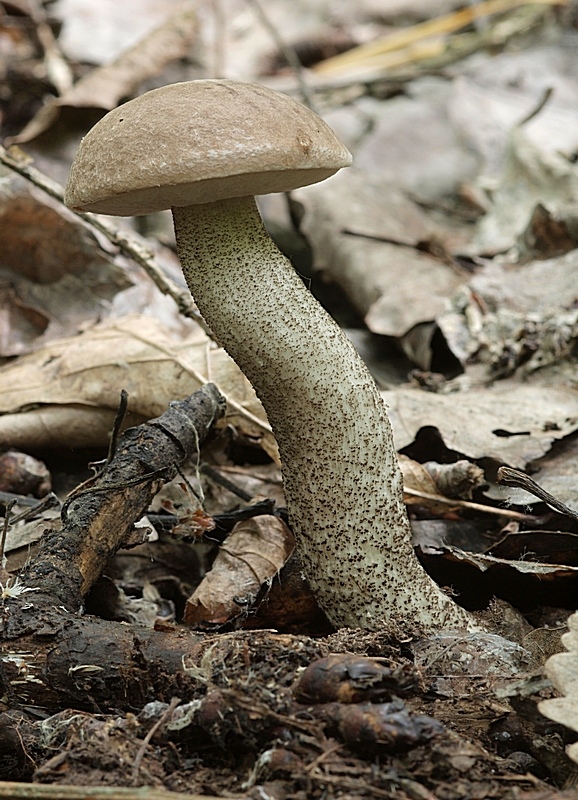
[1,1,578,797]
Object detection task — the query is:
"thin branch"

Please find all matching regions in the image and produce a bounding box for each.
[404,487,538,522]
[497,467,578,521]
[0,146,212,337]
[245,0,315,110]
[0,145,274,438]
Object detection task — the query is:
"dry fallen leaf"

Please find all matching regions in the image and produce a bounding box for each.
[400,455,485,515]
[439,250,578,378]
[0,170,132,351]
[13,4,198,143]
[400,454,450,515]
[451,71,578,256]
[293,169,467,337]
[184,514,295,625]
[384,383,578,469]
[0,315,275,456]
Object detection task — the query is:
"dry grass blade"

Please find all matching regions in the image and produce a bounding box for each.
[313,0,564,77]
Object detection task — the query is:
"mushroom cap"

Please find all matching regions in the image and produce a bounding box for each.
[64,80,352,216]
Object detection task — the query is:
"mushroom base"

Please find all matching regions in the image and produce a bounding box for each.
[172,196,477,633]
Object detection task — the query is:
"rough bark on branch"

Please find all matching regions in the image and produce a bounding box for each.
[10,383,225,617]
[0,384,226,711]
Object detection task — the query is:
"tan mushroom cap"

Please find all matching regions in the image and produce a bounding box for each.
[64,80,352,216]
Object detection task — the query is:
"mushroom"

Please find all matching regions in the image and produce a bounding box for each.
[65,80,475,633]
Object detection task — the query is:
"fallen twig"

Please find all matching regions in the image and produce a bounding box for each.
[404,487,538,522]
[13,384,225,610]
[497,466,578,521]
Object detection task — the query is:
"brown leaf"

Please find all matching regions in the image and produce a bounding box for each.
[400,454,452,515]
[0,315,274,454]
[0,174,132,349]
[0,287,50,356]
[184,515,295,626]
[13,4,198,143]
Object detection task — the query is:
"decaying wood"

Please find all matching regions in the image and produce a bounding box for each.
[8,383,226,615]
[0,384,227,711]
[1,615,205,712]
[0,625,325,756]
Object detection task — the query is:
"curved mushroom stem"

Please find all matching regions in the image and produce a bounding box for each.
[173,196,477,632]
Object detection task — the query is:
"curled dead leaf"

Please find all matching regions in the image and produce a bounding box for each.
[184,515,295,626]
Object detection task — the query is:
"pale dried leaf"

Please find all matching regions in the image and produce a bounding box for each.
[384,383,578,469]
[293,169,467,337]
[14,4,198,143]
[0,315,274,454]
[184,515,295,625]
